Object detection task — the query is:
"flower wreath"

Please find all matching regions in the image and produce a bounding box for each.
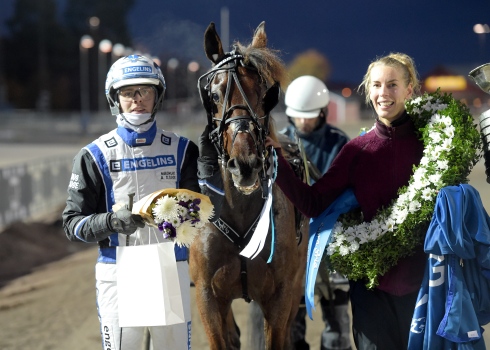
[326,90,482,289]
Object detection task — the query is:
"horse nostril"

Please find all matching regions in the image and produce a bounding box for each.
[227,158,240,175]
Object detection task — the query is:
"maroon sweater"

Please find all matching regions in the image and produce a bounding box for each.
[275,114,427,296]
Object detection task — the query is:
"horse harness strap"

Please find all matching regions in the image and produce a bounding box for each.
[212,217,260,248]
[212,216,262,303]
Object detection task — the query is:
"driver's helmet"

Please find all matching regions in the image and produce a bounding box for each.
[105,54,166,116]
[285,76,329,119]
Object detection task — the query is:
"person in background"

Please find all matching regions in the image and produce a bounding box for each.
[267,53,425,350]
[62,54,222,350]
[282,76,351,350]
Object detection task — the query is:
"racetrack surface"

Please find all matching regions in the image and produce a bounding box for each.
[0,240,327,350]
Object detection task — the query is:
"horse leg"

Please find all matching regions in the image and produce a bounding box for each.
[225,307,241,348]
[262,295,295,350]
[262,276,305,350]
[194,285,240,350]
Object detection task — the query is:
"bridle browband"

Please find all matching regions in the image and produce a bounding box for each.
[198,47,276,199]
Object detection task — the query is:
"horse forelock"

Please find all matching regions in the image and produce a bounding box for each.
[234,42,287,91]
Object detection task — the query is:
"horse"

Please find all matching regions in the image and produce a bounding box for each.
[189,21,309,350]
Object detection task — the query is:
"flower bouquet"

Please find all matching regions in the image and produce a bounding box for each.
[131,188,214,247]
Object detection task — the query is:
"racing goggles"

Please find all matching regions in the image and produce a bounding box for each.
[118,86,156,102]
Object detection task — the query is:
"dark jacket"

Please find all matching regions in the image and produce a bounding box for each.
[281,122,349,174]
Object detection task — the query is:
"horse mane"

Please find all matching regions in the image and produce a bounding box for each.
[233,42,286,143]
[234,41,288,93]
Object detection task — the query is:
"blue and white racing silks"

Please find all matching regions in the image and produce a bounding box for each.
[83,126,190,263]
[408,184,490,350]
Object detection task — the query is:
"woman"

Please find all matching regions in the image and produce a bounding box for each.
[267,53,426,349]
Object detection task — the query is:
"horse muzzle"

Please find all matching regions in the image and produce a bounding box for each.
[227,156,263,195]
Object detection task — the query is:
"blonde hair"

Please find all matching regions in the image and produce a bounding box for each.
[358,52,421,105]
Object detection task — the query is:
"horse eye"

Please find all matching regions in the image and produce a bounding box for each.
[211,93,220,103]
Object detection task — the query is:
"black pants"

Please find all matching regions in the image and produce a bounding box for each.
[291,290,351,350]
[349,280,418,350]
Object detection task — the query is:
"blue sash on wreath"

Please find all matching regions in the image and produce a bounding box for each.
[305,188,359,319]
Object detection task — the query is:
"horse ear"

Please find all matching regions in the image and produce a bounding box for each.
[204,22,225,64]
[262,82,280,115]
[251,21,267,49]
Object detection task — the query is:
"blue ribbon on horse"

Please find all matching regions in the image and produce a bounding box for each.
[305,189,359,319]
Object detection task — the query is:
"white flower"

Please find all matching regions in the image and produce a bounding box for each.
[176,192,191,202]
[429,131,442,144]
[407,187,418,201]
[428,173,442,185]
[423,103,434,111]
[175,221,199,247]
[441,138,453,151]
[199,199,215,222]
[382,218,396,232]
[349,241,360,252]
[408,200,421,213]
[431,147,442,159]
[410,97,422,104]
[168,216,182,227]
[339,245,350,256]
[419,157,430,166]
[176,205,189,217]
[430,113,442,123]
[335,233,348,244]
[442,116,452,126]
[421,188,434,201]
[153,195,178,221]
[393,207,408,224]
[436,160,449,170]
[444,125,455,138]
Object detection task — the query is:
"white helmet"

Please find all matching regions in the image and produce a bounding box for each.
[105,54,166,116]
[285,76,329,119]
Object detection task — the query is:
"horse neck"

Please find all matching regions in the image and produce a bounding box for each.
[220,172,266,235]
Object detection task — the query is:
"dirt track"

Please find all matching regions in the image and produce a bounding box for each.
[0,245,327,350]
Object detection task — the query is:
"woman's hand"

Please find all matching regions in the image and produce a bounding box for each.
[265,136,282,150]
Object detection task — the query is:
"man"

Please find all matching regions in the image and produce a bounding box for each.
[282,76,351,350]
[62,54,222,350]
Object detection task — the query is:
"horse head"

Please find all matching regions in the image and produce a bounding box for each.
[198,22,285,197]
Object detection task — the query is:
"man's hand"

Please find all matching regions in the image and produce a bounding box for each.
[109,206,145,235]
[198,124,219,178]
[198,124,218,160]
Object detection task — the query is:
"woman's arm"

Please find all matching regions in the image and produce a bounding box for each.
[267,137,349,218]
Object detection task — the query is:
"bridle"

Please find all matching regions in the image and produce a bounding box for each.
[198,47,277,199]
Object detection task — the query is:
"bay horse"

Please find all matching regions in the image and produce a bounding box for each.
[189,22,309,349]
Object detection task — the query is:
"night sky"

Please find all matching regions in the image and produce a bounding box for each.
[127,0,490,85]
[3,0,490,84]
